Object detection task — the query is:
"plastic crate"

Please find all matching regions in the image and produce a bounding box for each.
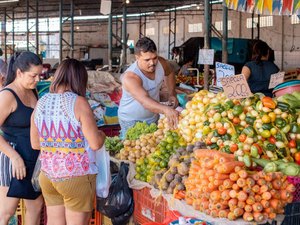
[133,188,170,224]
[288,176,300,202]
[99,125,120,137]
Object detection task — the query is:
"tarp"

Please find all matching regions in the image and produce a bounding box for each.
[223,0,300,15]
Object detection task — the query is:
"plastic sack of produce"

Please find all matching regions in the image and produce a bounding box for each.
[97,162,133,219]
[95,146,111,198]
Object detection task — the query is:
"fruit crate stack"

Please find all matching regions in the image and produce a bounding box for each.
[133,187,170,224]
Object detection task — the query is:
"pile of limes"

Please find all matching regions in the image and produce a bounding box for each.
[135,131,185,182]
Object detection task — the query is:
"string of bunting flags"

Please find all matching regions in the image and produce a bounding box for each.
[223,0,300,16]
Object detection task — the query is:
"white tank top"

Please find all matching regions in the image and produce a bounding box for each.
[118,60,165,123]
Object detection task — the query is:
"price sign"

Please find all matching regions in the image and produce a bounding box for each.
[268,72,285,89]
[198,49,214,65]
[215,62,235,87]
[220,74,253,99]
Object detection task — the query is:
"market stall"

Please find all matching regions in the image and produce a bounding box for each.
[102,87,300,225]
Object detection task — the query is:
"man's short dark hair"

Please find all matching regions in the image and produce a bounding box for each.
[135,37,157,55]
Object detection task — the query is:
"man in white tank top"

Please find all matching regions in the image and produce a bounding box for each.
[118,37,179,138]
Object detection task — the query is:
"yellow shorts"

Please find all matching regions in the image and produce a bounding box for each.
[39,171,96,212]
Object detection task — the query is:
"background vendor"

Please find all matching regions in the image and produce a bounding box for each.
[241,40,279,97]
[118,37,179,139]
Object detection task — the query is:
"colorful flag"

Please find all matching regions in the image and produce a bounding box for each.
[263,0,273,14]
[230,0,239,10]
[238,0,247,11]
[255,0,265,14]
[294,0,300,14]
[282,0,294,15]
[247,0,256,12]
[273,0,283,15]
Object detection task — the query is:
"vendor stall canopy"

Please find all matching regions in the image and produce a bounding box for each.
[224,0,300,16]
[0,0,204,17]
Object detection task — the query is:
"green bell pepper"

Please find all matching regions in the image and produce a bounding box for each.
[275,118,287,129]
[232,105,244,116]
[263,141,276,151]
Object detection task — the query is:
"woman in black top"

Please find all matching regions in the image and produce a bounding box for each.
[0,52,43,225]
[241,40,279,97]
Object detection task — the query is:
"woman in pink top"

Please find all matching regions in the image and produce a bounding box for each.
[30,59,106,225]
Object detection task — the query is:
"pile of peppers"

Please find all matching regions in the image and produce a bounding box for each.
[179,91,300,166]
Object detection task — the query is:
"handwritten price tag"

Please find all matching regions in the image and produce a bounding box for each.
[198,49,214,65]
[269,72,285,89]
[220,74,253,99]
[215,62,235,87]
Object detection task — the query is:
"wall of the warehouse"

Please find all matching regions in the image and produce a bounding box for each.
[46,6,300,70]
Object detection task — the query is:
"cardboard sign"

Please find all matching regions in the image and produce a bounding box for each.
[220,74,253,99]
[198,49,214,65]
[268,72,285,89]
[215,62,235,87]
[100,0,111,15]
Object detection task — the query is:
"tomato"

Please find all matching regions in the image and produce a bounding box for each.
[239,133,247,142]
[217,127,227,135]
[230,143,238,153]
[206,138,212,145]
[268,112,276,122]
[252,143,263,155]
[232,117,241,124]
[261,130,271,138]
[269,136,276,144]
[261,115,271,124]
[294,152,300,165]
[289,139,297,148]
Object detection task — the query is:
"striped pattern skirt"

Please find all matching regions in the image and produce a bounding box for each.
[0,151,12,186]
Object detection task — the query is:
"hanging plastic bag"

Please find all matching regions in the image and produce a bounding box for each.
[31,154,41,192]
[97,162,133,219]
[95,146,111,198]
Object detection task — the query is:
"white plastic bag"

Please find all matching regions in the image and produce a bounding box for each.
[95,146,111,198]
[31,154,41,192]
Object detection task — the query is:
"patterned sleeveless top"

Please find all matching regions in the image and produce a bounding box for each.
[34,92,89,180]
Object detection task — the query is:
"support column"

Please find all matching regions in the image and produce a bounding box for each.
[222,5,228,63]
[3,8,7,61]
[121,3,127,66]
[108,14,112,70]
[36,0,39,55]
[139,14,146,38]
[26,0,29,51]
[12,9,14,53]
[168,9,176,59]
[59,0,63,63]
[70,0,74,58]
[203,0,211,90]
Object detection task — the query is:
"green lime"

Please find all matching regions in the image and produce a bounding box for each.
[166,144,173,151]
[166,136,174,144]
[159,161,167,168]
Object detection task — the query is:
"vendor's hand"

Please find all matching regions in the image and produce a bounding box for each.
[164,107,179,130]
[11,156,26,180]
[168,95,179,108]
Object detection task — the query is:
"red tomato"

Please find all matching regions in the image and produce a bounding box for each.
[217,127,227,135]
[230,144,238,153]
[289,139,297,148]
[294,152,300,164]
[269,136,276,144]
[232,117,241,125]
[239,134,247,142]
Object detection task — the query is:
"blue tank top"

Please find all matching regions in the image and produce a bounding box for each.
[245,61,279,97]
[118,60,164,123]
